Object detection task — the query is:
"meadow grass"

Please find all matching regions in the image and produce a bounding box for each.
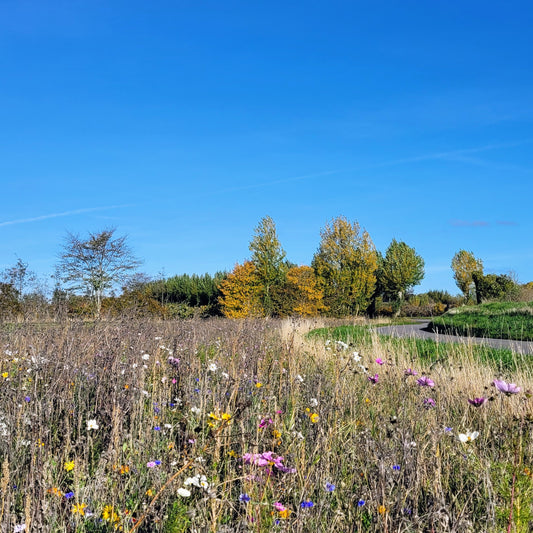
[0,318,532,532]
[430,301,533,341]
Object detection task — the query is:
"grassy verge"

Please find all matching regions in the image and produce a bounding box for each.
[429,301,533,341]
[0,318,532,532]
[308,322,530,372]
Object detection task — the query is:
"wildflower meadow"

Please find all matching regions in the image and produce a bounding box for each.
[1,318,532,532]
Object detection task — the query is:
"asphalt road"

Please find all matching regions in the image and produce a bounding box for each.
[374,320,533,355]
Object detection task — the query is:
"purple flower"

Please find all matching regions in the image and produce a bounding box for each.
[325,482,336,492]
[404,368,418,376]
[468,397,488,407]
[24,396,31,402]
[64,491,74,499]
[423,397,436,408]
[493,379,521,395]
[146,461,156,468]
[239,493,251,503]
[368,374,379,384]
[375,358,384,365]
[242,451,296,473]
[417,376,435,388]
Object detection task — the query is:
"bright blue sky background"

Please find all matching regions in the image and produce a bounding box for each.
[1,0,532,295]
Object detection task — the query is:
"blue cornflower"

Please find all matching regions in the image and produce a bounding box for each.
[300,500,314,508]
[239,493,251,503]
[357,499,365,507]
[154,460,161,465]
[24,396,30,402]
[154,426,161,431]
[392,465,400,471]
[64,491,74,499]
[325,482,336,492]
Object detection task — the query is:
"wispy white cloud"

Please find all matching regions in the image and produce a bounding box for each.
[375,139,533,168]
[0,205,133,227]
[450,220,489,227]
[496,220,518,226]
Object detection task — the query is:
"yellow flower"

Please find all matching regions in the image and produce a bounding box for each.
[278,509,291,519]
[364,398,371,404]
[310,413,319,424]
[72,503,87,516]
[273,429,281,439]
[120,465,129,475]
[208,412,221,421]
[221,412,231,421]
[64,460,75,472]
[378,505,387,515]
[228,450,237,457]
[1,372,8,378]
[255,382,263,388]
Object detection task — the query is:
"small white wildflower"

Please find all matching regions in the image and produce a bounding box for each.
[191,406,201,415]
[352,351,361,362]
[208,363,218,372]
[310,398,318,407]
[184,476,199,487]
[87,419,99,431]
[295,374,304,383]
[458,431,479,443]
[195,456,205,463]
[142,354,150,361]
[132,363,138,369]
[154,337,162,340]
[221,372,229,379]
[164,424,172,429]
[177,487,191,497]
[358,364,368,374]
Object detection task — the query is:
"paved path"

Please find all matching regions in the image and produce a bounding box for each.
[374,321,533,355]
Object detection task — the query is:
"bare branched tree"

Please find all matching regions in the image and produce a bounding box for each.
[56,228,141,316]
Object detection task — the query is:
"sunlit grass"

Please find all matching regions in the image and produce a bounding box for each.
[0,318,532,532]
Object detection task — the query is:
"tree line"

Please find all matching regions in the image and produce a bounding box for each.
[2,218,527,321]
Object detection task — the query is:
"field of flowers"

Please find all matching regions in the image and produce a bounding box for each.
[1,318,532,532]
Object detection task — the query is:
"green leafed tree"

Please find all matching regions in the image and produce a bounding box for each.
[249,216,288,316]
[379,239,425,315]
[56,228,141,317]
[312,216,378,316]
[451,250,483,302]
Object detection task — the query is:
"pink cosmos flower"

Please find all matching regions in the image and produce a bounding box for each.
[404,368,418,376]
[375,358,384,365]
[273,502,287,512]
[493,379,521,395]
[242,452,296,473]
[368,374,379,384]
[416,376,435,387]
[259,418,273,428]
[468,397,488,407]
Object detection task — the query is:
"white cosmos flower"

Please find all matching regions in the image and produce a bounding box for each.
[458,431,479,443]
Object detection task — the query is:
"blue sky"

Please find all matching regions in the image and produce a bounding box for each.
[1,0,532,295]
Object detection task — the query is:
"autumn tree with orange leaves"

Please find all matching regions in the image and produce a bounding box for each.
[218,261,263,318]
